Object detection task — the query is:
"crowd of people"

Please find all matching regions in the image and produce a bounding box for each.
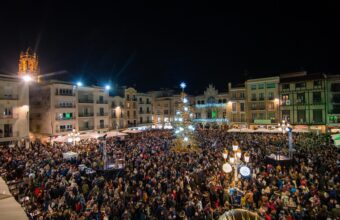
[0,129,339,220]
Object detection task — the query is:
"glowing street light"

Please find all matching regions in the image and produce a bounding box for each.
[22,75,32,82]
[105,85,111,90]
[77,81,82,87]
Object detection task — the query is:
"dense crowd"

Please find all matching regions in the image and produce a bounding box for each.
[0,129,339,220]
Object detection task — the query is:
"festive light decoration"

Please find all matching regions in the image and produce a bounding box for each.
[173,82,196,148]
[222,163,232,173]
[240,166,251,177]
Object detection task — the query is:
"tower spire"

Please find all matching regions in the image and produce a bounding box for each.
[18,48,39,81]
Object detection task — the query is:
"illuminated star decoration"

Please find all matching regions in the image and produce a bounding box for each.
[180,82,186,90]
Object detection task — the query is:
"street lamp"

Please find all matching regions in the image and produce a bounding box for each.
[222,140,251,184]
[68,129,80,146]
[278,120,294,159]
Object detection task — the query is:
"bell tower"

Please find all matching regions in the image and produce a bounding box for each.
[18,48,39,81]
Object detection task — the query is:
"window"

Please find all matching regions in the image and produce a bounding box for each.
[282,94,289,105]
[146,98,149,103]
[331,83,340,92]
[240,93,245,99]
[139,98,142,103]
[127,102,130,108]
[314,80,322,88]
[259,93,265,100]
[259,113,265,119]
[258,84,265,89]
[282,110,290,121]
[268,92,274,100]
[297,110,306,123]
[232,103,237,112]
[218,99,222,103]
[251,84,256,90]
[240,103,245,112]
[251,103,257,110]
[313,92,321,103]
[139,107,143,113]
[164,110,169,115]
[223,99,227,103]
[140,117,143,124]
[127,111,130,117]
[295,82,306,89]
[266,83,276,89]
[232,93,236,99]
[4,107,12,116]
[127,95,130,100]
[201,100,205,104]
[268,103,274,110]
[251,94,256,101]
[133,111,136,117]
[282,84,290,90]
[147,107,150,113]
[313,109,323,123]
[268,112,275,120]
[258,102,265,110]
[296,93,305,104]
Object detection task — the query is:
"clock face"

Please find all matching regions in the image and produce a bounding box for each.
[240,166,251,177]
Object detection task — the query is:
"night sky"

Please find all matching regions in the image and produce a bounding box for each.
[1,1,339,94]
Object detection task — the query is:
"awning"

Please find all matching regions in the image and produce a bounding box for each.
[105,131,128,137]
[122,129,143,134]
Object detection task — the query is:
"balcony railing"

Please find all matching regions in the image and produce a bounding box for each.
[97,125,109,129]
[78,99,94,103]
[56,128,73,133]
[96,100,108,104]
[55,116,76,120]
[139,101,144,104]
[259,97,265,101]
[55,92,75,96]
[78,113,94,117]
[251,98,257,101]
[0,131,19,138]
[55,104,76,108]
[0,114,18,119]
[0,95,18,100]
[96,113,108,117]
[312,99,323,104]
[79,126,94,131]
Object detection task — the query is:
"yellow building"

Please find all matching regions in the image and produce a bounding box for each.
[227,83,247,128]
[18,48,39,81]
[245,76,280,129]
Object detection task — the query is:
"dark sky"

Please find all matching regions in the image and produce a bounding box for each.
[1,1,339,94]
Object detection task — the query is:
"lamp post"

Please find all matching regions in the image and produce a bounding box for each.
[222,141,250,184]
[68,129,80,146]
[278,120,293,159]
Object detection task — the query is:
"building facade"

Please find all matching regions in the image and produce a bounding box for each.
[279,72,327,133]
[226,83,247,128]
[326,75,340,133]
[110,96,125,130]
[245,76,280,129]
[0,76,30,146]
[194,84,228,128]
[30,81,111,136]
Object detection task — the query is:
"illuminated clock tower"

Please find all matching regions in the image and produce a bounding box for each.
[18,48,39,81]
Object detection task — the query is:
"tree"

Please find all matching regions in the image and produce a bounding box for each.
[173,82,196,148]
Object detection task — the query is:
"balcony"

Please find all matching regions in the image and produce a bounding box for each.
[78,99,94,103]
[55,104,75,108]
[56,128,73,133]
[0,131,19,139]
[146,101,151,104]
[55,92,75,96]
[251,98,257,101]
[79,126,94,131]
[0,95,18,100]
[259,97,265,101]
[55,116,76,121]
[96,100,108,104]
[312,99,323,104]
[78,112,94,117]
[0,114,18,120]
[139,101,144,104]
[96,113,108,117]
[97,125,109,129]
[267,97,275,100]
